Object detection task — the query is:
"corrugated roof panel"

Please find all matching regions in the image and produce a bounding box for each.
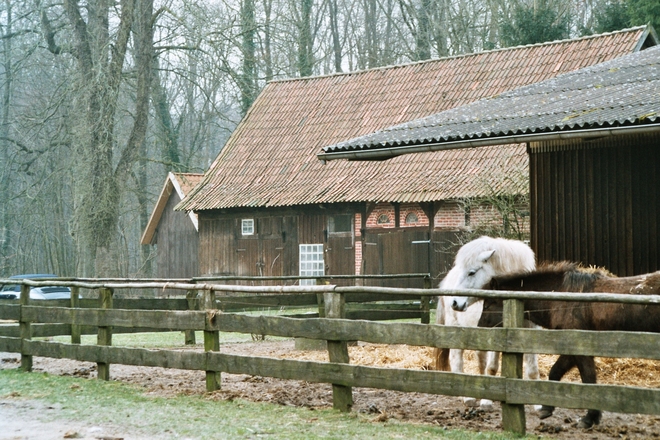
[324,46,660,159]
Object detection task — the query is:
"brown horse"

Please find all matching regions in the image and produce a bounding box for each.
[478,261,660,428]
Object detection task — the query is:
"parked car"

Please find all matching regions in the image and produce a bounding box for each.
[0,274,72,300]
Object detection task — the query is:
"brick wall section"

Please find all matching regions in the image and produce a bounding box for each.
[366,204,396,228]
[434,202,466,229]
[366,202,470,230]
[466,203,531,236]
[400,204,429,227]
[469,204,500,228]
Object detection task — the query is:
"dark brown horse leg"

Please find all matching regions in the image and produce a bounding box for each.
[434,347,450,371]
[574,356,602,428]
[538,355,577,419]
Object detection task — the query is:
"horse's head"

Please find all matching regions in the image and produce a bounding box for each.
[442,236,535,312]
[442,248,498,312]
[478,284,504,328]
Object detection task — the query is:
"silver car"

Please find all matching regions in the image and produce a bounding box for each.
[0,274,71,300]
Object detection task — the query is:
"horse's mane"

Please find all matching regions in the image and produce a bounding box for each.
[491,261,611,292]
[454,236,536,273]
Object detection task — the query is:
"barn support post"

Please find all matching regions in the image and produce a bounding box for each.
[185,289,198,345]
[324,290,353,412]
[420,276,432,324]
[97,287,113,381]
[203,289,221,392]
[19,284,32,372]
[501,298,526,435]
[70,286,81,344]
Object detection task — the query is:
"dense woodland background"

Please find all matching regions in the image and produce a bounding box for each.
[0,0,657,278]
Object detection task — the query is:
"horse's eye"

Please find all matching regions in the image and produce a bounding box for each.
[468,270,477,276]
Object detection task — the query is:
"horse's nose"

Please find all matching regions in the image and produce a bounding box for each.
[451,299,466,312]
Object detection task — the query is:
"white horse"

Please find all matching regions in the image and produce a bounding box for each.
[435,236,540,409]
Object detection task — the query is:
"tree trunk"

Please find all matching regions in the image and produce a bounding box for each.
[415,0,431,60]
[239,0,257,114]
[297,0,314,77]
[329,0,343,73]
[262,0,273,81]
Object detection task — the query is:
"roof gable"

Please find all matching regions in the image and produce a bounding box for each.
[181,27,653,211]
[141,172,203,245]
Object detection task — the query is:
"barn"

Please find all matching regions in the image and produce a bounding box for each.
[177,27,657,286]
[141,172,204,282]
[319,44,660,276]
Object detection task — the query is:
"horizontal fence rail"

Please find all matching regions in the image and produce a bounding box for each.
[1,277,659,435]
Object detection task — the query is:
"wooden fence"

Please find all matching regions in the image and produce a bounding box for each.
[0,274,433,345]
[0,278,659,435]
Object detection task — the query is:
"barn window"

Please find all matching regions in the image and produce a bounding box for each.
[241,219,254,235]
[328,214,352,234]
[405,212,419,224]
[377,214,390,224]
[299,244,324,285]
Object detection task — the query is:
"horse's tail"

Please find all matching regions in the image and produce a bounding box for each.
[433,298,450,370]
[434,347,451,371]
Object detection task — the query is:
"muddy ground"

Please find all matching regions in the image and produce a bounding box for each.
[1,340,660,439]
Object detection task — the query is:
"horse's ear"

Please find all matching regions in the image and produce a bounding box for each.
[479,249,496,263]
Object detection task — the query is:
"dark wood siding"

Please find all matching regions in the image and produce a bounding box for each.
[362,228,459,287]
[199,208,355,283]
[530,133,660,276]
[198,205,462,287]
[155,192,199,280]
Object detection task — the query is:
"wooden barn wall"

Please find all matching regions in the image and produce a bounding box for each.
[362,229,460,287]
[155,192,199,280]
[530,133,659,276]
[198,207,356,285]
[199,205,464,287]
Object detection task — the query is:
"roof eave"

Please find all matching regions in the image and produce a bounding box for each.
[317,124,660,162]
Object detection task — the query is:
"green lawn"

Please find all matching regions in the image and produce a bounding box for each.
[0,369,529,439]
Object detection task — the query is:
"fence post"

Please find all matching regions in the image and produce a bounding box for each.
[203,289,221,392]
[70,286,81,344]
[185,290,198,345]
[501,298,526,435]
[324,290,353,412]
[420,275,432,324]
[19,284,32,372]
[97,287,113,381]
[295,279,327,350]
[316,278,326,318]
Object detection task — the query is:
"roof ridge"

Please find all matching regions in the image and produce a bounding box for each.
[268,26,649,85]
[173,172,204,177]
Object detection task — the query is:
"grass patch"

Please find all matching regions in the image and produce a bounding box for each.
[50,330,267,347]
[0,369,526,439]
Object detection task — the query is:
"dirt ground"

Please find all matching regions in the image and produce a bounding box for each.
[2,340,660,439]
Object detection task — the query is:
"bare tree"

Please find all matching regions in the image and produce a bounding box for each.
[328,0,343,72]
[295,0,315,76]
[239,0,258,113]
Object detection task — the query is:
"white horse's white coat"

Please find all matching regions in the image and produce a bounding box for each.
[436,236,540,409]
[447,236,536,311]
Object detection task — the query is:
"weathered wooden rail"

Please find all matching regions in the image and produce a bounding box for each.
[1,278,659,435]
[0,274,433,348]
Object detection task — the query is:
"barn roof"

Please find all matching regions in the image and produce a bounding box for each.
[141,172,204,245]
[319,45,660,161]
[179,27,656,212]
